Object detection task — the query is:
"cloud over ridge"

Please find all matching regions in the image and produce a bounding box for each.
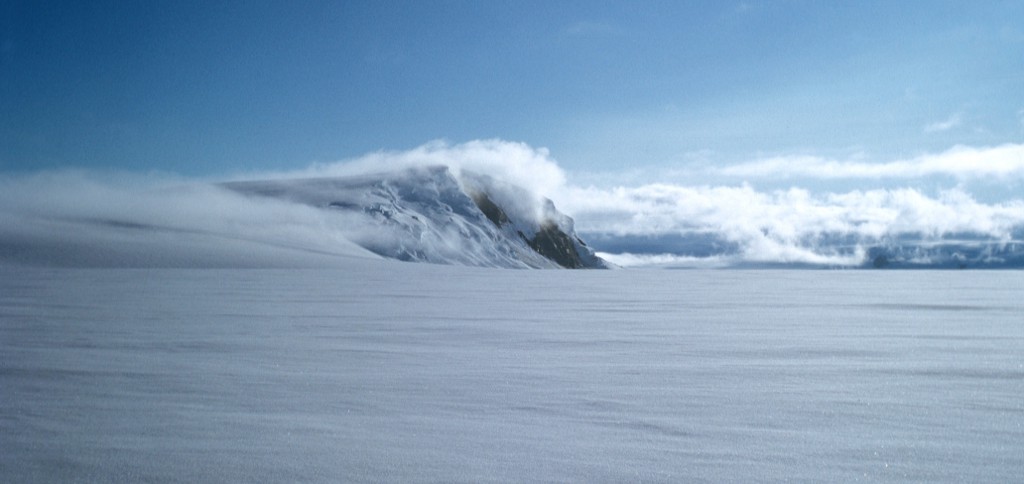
[248,139,567,203]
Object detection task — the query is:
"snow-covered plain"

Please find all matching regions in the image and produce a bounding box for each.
[3,261,1022,482]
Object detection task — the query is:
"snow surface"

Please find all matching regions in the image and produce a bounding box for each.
[3,262,1023,482]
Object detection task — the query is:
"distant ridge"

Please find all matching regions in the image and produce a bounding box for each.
[582,231,1024,269]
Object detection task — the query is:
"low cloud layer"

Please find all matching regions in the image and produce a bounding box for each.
[563,185,1024,238]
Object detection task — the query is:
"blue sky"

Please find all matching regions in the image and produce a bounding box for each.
[2,1,1023,179]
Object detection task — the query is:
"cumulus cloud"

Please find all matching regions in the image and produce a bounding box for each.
[716,143,1024,180]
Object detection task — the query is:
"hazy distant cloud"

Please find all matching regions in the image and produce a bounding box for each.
[716,144,1024,180]
[734,2,761,14]
[924,113,963,133]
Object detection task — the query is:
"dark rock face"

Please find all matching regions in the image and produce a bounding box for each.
[525,222,585,269]
[468,189,599,269]
[872,255,889,268]
[469,191,510,227]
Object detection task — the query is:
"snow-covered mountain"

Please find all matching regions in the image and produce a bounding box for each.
[224,166,609,269]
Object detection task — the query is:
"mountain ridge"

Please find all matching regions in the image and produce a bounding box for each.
[224,166,610,269]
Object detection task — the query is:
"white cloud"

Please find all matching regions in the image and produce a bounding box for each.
[561,182,1024,266]
[717,143,1024,180]
[923,113,963,133]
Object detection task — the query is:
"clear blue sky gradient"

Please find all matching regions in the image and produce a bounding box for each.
[2,0,1022,176]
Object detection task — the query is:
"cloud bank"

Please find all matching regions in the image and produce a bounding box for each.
[562,184,1024,266]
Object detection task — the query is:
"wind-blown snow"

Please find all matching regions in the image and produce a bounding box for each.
[0,171,378,267]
